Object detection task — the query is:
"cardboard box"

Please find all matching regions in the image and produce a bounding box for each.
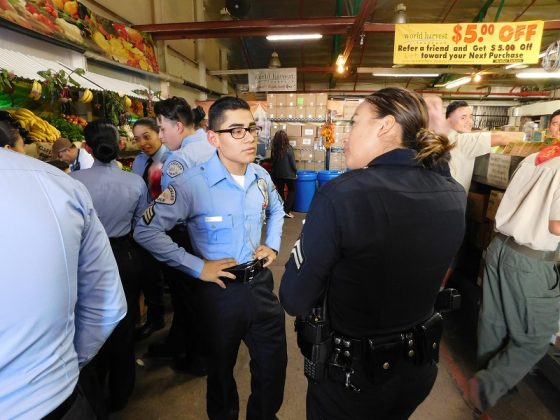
[286,106,297,118]
[267,93,277,106]
[314,150,326,161]
[467,192,489,223]
[343,100,361,120]
[486,190,504,221]
[287,124,303,137]
[289,140,298,149]
[275,94,287,107]
[504,141,546,157]
[276,107,288,119]
[296,161,306,170]
[305,106,316,119]
[304,93,316,107]
[296,94,305,107]
[286,93,297,107]
[292,137,314,148]
[307,161,325,171]
[329,152,346,170]
[316,106,327,120]
[302,124,318,137]
[335,123,351,134]
[300,150,314,162]
[473,153,524,189]
[316,93,328,106]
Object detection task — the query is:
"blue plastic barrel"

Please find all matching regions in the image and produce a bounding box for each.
[318,170,343,188]
[294,170,317,213]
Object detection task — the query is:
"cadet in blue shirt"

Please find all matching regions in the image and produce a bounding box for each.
[71,121,148,412]
[135,96,287,420]
[0,130,126,419]
[145,98,214,375]
[131,118,168,340]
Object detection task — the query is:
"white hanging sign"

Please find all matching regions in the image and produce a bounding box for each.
[248,68,297,92]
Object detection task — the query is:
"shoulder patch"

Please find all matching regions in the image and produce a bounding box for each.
[290,238,305,271]
[155,186,176,205]
[166,160,184,178]
[142,203,156,225]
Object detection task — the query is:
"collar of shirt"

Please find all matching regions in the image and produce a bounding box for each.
[92,159,119,168]
[181,128,207,148]
[151,144,168,164]
[203,153,258,188]
[367,148,420,168]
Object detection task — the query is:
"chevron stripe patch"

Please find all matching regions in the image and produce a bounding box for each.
[291,238,304,271]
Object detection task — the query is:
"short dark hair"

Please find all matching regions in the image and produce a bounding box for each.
[550,109,560,123]
[192,106,206,127]
[208,96,251,130]
[154,96,194,127]
[0,111,31,144]
[83,121,119,163]
[133,117,159,133]
[0,120,20,148]
[446,100,470,119]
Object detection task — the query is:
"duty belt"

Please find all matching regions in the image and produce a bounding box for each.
[496,232,560,262]
[221,259,264,283]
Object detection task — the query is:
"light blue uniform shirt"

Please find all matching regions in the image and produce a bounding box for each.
[161,129,216,190]
[134,153,284,278]
[131,144,169,178]
[0,150,126,419]
[71,160,148,238]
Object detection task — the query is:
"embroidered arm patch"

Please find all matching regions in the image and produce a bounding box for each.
[290,238,305,271]
[142,203,156,225]
[166,161,184,178]
[155,186,176,205]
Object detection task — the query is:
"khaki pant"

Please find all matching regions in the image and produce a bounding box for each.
[476,235,560,408]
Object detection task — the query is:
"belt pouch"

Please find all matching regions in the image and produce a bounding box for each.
[295,318,332,383]
[364,335,403,385]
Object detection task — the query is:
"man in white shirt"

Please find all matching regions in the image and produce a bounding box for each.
[52,137,94,171]
[445,101,514,193]
[468,128,560,412]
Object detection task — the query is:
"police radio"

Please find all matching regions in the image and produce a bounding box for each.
[294,291,332,383]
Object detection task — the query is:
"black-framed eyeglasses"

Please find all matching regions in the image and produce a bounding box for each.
[214,126,261,139]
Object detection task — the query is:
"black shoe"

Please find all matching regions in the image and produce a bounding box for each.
[172,355,208,377]
[135,319,165,341]
[147,340,175,358]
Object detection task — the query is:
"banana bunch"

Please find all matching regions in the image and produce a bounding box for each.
[29,80,42,101]
[80,89,93,104]
[11,108,61,143]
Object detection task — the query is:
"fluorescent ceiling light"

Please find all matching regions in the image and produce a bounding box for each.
[445,76,472,89]
[266,34,322,41]
[516,70,560,79]
[372,73,440,77]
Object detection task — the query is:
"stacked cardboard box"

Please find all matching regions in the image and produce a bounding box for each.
[267,93,328,120]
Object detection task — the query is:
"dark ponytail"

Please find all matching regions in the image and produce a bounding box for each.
[83,121,119,163]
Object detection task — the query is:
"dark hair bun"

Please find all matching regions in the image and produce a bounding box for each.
[94,142,118,163]
[415,128,455,169]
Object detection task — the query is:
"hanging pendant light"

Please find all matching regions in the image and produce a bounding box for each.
[394,3,408,24]
[268,51,281,68]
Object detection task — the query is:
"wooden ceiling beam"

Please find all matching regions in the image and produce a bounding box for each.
[339,0,377,64]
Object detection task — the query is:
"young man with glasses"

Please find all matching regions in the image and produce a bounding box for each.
[134,96,287,420]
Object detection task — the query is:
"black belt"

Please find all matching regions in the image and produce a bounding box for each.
[109,233,133,245]
[42,384,79,420]
[220,259,264,283]
[496,232,560,262]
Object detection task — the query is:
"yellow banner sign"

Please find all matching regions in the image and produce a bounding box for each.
[394,21,544,65]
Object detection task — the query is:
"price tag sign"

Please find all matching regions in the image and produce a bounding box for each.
[394,21,544,65]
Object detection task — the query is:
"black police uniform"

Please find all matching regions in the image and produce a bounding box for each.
[280,148,466,419]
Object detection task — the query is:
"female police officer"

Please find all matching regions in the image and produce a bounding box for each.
[280,87,466,419]
[71,121,148,412]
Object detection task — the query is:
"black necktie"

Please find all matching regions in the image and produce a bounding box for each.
[142,157,153,185]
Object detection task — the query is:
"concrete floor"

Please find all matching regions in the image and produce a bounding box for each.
[112,212,560,420]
